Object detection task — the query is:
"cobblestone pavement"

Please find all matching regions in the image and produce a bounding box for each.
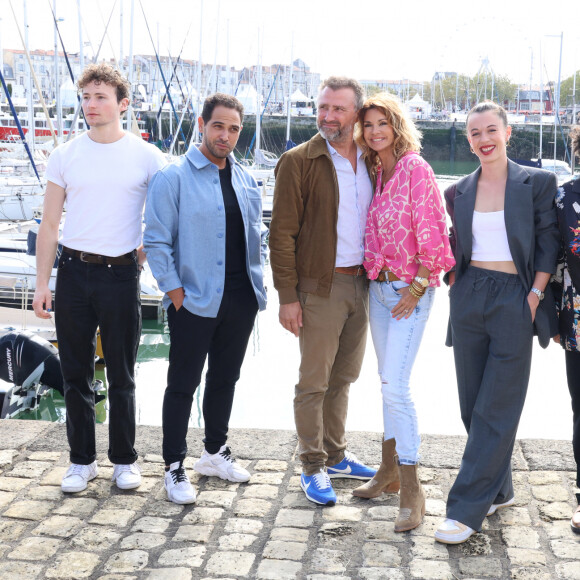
[0,421,579,579]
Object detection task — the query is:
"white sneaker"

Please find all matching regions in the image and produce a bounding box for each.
[165,461,196,504]
[486,496,515,516]
[112,462,142,490]
[434,518,475,544]
[194,445,250,483]
[61,461,98,493]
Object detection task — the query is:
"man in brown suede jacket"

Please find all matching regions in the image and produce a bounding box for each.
[269,76,375,506]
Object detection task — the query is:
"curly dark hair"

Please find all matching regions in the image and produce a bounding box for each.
[77,63,130,103]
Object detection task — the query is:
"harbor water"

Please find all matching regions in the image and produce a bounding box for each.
[11,169,573,443]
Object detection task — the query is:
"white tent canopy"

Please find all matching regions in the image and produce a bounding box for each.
[290,89,311,102]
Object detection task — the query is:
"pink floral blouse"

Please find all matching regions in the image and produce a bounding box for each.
[364,152,455,286]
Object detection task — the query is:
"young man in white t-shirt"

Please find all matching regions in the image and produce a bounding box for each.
[32,63,166,493]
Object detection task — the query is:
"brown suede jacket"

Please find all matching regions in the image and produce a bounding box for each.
[269,133,342,305]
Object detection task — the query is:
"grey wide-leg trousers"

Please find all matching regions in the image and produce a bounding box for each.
[447,266,534,531]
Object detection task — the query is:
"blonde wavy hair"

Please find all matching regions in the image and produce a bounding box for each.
[354,92,422,176]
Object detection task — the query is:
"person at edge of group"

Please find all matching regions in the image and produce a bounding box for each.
[352,93,455,531]
[435,101,560,544]
[551,125,580,534]
[269,76,376,507]
[143,93,267,505]
[32,63,167,493]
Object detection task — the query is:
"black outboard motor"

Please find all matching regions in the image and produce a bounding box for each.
[0,330,62,393]
[0,331,104,419]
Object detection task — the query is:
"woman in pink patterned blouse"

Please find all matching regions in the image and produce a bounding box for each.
[351,93,454,533]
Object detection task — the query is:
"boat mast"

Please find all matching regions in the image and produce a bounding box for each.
[119,0,124,72]
[23,0,35,154]
[255,28,261,157]
[195,0,203,143]
[53,0,62,138]
[226,19,230,94]
[77,0,84,71]
[0,18,4,103]
[213,0,220,94]
[554,32,563,165]
[539,40,543,160]
[285,33,294,143]
[126,0,135,132]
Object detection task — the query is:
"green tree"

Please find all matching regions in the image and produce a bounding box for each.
[559,71,580,107]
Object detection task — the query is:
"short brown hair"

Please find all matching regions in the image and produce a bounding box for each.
[466,101,508,129]
[319,76,365,110]
[201,93,244,124]
[355,92,422,175]
[77,63,130,103]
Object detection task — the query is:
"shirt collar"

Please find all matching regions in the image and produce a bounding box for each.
[325,139,364,160]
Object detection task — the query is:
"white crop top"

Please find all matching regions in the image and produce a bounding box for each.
[471,210,513,262]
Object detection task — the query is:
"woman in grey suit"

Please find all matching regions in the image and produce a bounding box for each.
[435,101,560,544]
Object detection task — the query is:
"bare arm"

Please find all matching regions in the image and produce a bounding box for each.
[32,181,66,319]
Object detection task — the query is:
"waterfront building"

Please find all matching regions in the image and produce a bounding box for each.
[1,48,320,116]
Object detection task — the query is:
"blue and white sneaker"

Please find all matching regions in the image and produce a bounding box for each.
[300,469,337,506]
[327,451,377,480]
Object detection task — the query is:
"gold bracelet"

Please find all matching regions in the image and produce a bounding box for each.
[411,281,426,295]
[409,284,424,299]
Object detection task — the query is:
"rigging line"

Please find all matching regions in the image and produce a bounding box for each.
[156,18,195,120]
[176,59,196,126]
[0,67,41,183]
[65,0,118,142]
[47,0,92,139]
[543,66,572,164]
[138,0,186,146]
[245,64,282,158]
[8,0,58,147]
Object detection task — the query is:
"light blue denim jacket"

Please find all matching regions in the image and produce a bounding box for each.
[143,144,268,317]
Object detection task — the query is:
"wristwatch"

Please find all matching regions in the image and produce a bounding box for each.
[530,287,544,301]
[414,276,429,288]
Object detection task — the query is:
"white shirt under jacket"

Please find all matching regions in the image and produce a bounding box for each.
[326,141,373,267]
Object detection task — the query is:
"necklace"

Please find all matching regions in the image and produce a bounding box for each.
[381,160,397,188]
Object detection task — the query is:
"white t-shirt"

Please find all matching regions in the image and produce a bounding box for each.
[46,132,166,257]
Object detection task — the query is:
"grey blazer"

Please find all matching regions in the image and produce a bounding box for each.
[444,159,560,348]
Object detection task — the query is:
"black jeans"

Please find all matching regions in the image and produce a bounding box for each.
[163,283,258,464]
[566,349,580,487]
[55,252,141,465]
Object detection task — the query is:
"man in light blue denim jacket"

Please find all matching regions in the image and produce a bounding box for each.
[144,93,267,505]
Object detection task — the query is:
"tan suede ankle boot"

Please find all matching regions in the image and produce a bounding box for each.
[394,461,425,532]
[352,438,400,499]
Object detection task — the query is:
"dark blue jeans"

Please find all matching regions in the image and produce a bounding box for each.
[55,252,141,465]
[163,283,258,464]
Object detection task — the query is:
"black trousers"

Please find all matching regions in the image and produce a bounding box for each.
[55,253,141,465]
[162,283,258,464]
[566,349,580,487]
[447,266,534,531]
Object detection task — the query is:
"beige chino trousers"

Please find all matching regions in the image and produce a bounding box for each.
[295,273,369,475]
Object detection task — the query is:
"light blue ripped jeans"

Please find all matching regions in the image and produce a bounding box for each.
[369,279,435,465]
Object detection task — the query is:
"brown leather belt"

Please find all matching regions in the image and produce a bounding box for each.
[335,265,365,277]
[62,246,136,266]
[376,270,401,283]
